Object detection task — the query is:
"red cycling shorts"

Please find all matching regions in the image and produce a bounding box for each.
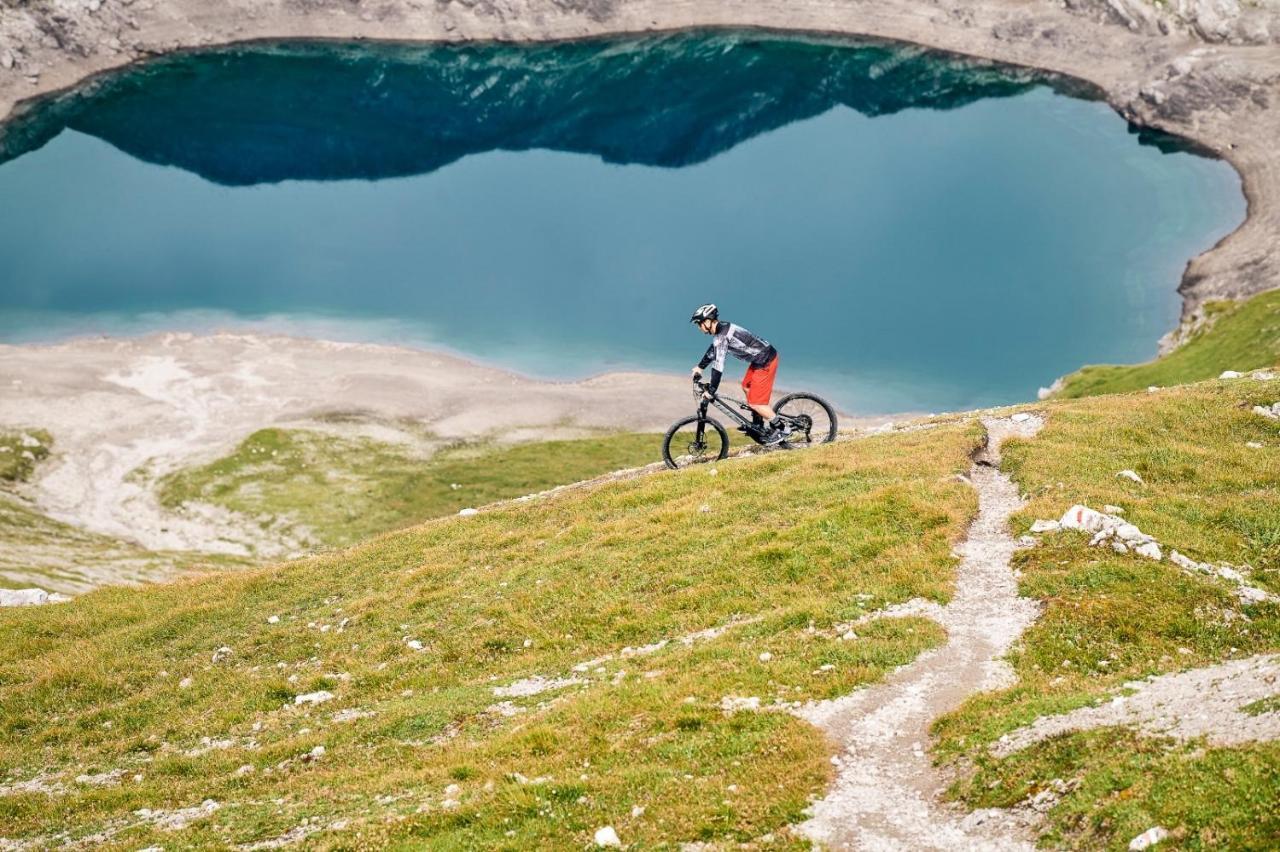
[742,354,778,406]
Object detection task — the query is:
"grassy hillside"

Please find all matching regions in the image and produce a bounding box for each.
[1054,289,1280,399]
[936,380,1280,848]
[2,381,1277,849]
[156,430,667,549]
[0,423,979,849]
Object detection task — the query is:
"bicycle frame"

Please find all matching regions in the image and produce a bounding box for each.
[693,381,777,441]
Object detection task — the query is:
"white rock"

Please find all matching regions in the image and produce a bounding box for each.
[1215,565,1245,583]
[1103,505,1124,515]
[1115,523,1145,543]
[841,630,857,641]
[594,826,622,847]
[235,764,255,776]
[1011,412,1032,423]
[1029,519,1060,533]
[1246,442,1263,449]
[267,615,280,624]
[294,690,334,706]
[1060,505,1110,533]
[0,50,14,70]
[211,646,233,663]
[406,639,425,651]
[719,695,761,714]
[1237,585,1270,604]
[1219,370,1243,379]
[1112,541,1129,554]
[179,677,194,689]
[1169,551,1206,573]
[631,805,645,818]
[0,588,50,607]
[1116,469,1145,485]
[1129,826,1169,850]
[1134,542,1162,561]
[1147,386,1160,393]
[19,433,41,448]
[758,652,773,662]
[1252,404,1279,421]
[309,745,325,758]
[458,507,479,517]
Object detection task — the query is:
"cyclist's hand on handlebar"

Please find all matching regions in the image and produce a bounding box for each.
[691,366,703,379]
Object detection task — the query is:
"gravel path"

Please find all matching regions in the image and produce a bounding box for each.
[792,414,1044,851]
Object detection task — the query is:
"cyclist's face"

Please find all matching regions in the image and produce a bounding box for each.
[699,319,715,334]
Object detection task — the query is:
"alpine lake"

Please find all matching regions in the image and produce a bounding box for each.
[0,32,1246,412]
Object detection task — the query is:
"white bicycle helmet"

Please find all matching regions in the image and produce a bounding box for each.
[690,303,718,324]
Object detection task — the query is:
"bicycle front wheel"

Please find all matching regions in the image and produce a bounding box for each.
[775,392,838,447]
[663,415,730,470]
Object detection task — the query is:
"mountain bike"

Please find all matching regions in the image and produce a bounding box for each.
[662,378,838,469]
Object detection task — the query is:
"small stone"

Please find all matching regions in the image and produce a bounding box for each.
[179,677,194,689]
[406,639,425,651]
[0,50,14,70]
[1246,441,1263,449]
[294,690,334,706]
[1219,370,1243,379]
[594,826,622,847]
[211,646,233,663]
[1147,386,1160,393]
[1128,826,1169,850]
[1103,505,1124,515]
[698,504,711,513]
[1252,404,1279,421]
[758,652,773,662]
[1116,470,1145,485]
[631,805,645,818]
[707,468,718,476]
[1134,542,1162,561]
[267,615,280,624]
[235,764,255,776]
[1029,519,1060,533]
[841,630,857,641]
[458,507,479,517]
[1011,412,1032,423]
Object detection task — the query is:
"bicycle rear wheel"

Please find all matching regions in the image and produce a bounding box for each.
[663,415,730,470]
[774,392,838,447]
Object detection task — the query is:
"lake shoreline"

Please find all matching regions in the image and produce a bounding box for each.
[1,2,1278,344]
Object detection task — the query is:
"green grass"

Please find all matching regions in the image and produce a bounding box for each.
[1054,290,1280,399]
[934,380,1280,849]
[0,422,980,849]
[156,430,668,549]
[0,428,51,483]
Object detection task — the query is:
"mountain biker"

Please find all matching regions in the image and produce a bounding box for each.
[689,304,791,444]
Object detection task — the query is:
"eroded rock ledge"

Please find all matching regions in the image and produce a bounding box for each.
[2,0,1278,330]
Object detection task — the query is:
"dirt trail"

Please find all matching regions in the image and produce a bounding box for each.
[793,414,1044,851]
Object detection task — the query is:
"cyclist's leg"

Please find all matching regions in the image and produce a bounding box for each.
[745,357,779,421]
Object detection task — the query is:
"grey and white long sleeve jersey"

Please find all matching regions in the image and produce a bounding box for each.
[697,322,777,389]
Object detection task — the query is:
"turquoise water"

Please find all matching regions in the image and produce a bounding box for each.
[0,34,1245,412]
